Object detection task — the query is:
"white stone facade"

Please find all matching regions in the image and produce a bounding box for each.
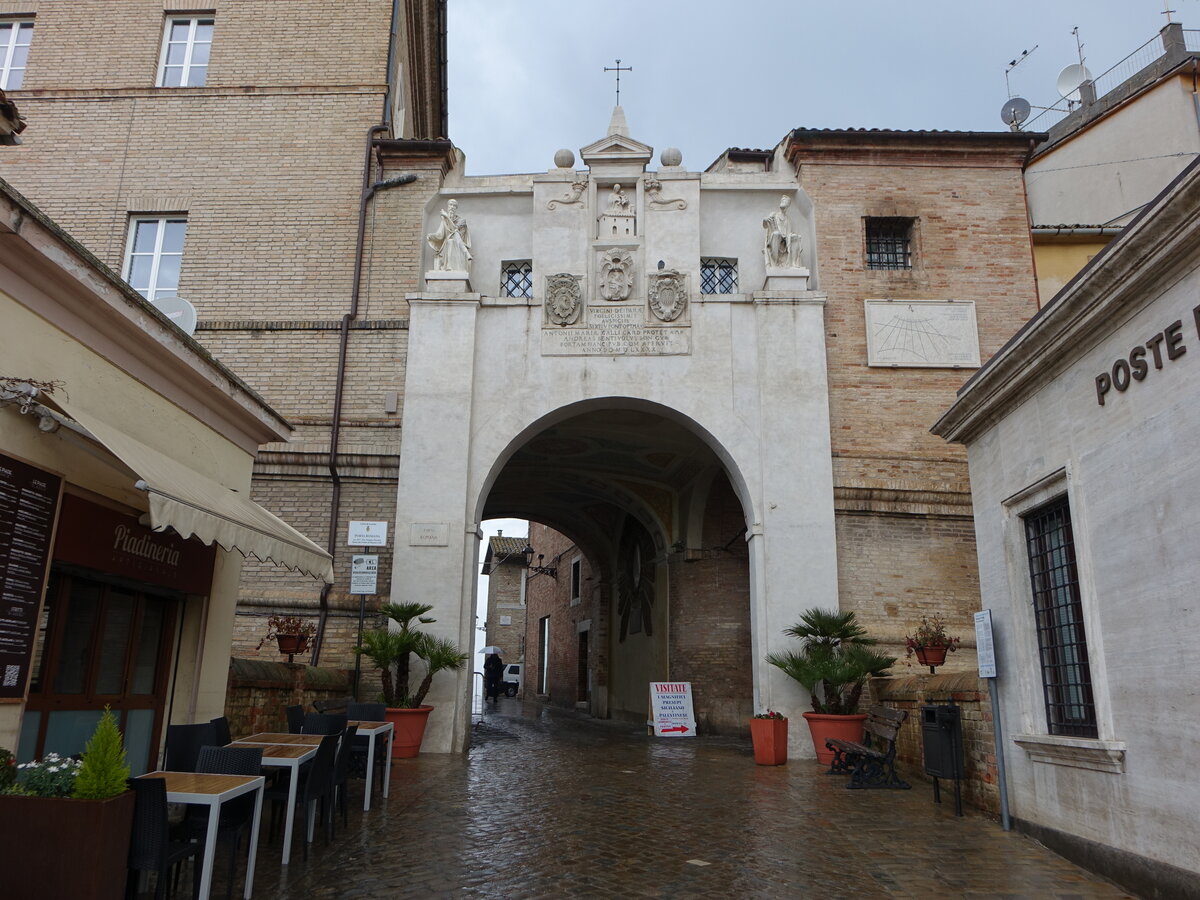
[935,158,1200,892]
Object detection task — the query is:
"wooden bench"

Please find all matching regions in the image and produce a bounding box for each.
[825,705,911,790]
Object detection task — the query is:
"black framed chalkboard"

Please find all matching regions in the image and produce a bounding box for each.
[0,454,62,700]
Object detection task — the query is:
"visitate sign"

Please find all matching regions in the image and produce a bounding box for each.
[649,682,696,737]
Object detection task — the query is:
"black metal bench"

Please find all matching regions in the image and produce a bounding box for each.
[826,705,912,790]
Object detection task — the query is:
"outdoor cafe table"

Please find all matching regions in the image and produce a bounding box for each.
[346,720,394,811]
[227,741,318,865]
[137,771,264,900]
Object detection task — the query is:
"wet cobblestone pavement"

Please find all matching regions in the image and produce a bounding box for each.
[226,699,1134,899]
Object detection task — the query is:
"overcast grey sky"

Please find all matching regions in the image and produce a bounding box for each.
[448,0,1189,175]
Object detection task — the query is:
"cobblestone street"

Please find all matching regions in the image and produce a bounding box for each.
[240,700,1133,899]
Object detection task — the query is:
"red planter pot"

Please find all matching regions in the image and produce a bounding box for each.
[801,712,868,766]
[0,791,135,900]
[749,717,789,765]
[384,705,434,758]
[275,634,310,655]
[914,645,948,668]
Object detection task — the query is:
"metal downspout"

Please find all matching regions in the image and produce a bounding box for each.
[311,123,417,665]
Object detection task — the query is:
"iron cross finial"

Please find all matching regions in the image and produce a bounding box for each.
[603,58,632,106]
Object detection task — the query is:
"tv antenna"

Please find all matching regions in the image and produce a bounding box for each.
[603,58,632,106]
[1056,63,1093,107]
[999,97,1031,130]
[1004,44,1038,99]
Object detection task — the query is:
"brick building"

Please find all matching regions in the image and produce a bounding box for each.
[3,3,1045,756]
[480,533,527,665]
[0,0,448,672]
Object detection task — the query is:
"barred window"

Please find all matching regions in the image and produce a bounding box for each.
[865,217,914,270]
[500,260,533,298]
[700,258,737,294]
[1023,497,1098,738]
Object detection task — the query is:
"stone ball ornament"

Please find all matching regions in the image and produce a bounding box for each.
[660,147,682,167]
[554,148,575,169]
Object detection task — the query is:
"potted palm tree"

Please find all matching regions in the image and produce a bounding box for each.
[766,608,896,765]
[357,601,467,757]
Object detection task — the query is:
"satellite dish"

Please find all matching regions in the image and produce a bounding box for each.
[1000,97,1031,128]
[151,295,198,336]
[1056,64,1093,102]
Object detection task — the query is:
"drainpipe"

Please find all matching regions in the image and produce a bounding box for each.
[384,0,401,129]
[310,123,418,665]
[1191,59,1200,140]
[1020,137,1042,308]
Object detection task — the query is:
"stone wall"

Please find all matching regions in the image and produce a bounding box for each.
[224,656,353,739]
[870,672,999,816]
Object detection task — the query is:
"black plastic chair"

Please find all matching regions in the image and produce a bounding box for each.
[209,716,232,747]
[186,746,263,900]
[346,703,387,790]
[164,723,217,773]
[266,733,338,861]
[127,777,201,900]
[330,724,358,833]
[302,712,347,735]
[284,705,305,734]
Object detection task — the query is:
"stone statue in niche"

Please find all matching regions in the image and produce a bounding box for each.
[606,183,631,212]
[547,180,587,210]
[545,273,582,326]
[648,270,687,322]
[644,177,687,211]
[599,250,634,302]
[426,198,472,271]
[598,183,636,238]
[762,194,803,269]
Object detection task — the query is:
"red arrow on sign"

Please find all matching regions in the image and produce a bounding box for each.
[660,725,690,733]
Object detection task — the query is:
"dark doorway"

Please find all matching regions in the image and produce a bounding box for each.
[577,630,589,702]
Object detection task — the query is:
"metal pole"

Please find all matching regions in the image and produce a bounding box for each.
[990,678,1012,831]
[353,591,368,700]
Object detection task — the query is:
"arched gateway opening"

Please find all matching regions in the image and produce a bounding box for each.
[478,402,753,731]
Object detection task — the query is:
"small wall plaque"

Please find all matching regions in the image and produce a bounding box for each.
[409,523,449,546]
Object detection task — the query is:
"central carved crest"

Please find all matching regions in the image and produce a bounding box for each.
[649,270,687,322]
[598,250,634,302]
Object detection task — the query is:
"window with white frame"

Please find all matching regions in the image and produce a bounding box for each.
[0,20,33,90]
[500,260,533,298]
[123,217,187,303]
[1022,495,1098,738]
[570,557,582,606]
[700,258,737,294]
[157,16,213,87]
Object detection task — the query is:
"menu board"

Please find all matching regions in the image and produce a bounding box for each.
[0,454,62,700]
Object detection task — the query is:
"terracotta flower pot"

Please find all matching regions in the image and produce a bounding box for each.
[914,645,948,668]
[749,717,789,765]
[385,705,434,758]
[801,712,868,766]
[275,633,310,655]
[0,791,135,900]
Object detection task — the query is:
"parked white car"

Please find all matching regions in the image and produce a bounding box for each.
[502,663,522,697]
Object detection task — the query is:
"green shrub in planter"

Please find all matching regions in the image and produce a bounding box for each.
[73,706,130,800]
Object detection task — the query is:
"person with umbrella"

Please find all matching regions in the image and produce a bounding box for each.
[482,647,504,704]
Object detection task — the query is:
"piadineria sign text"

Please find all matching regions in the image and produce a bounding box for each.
[1093,305,1200,406]
[649,682,696,737]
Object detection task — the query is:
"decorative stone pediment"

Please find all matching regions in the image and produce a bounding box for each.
[580,133,654,168]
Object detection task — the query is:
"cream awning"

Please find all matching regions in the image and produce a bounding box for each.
[47,396,334,583]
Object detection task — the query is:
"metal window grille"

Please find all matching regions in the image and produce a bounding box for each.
[865,218,913,270]
[700,258,737,294]
[1023,497,1098,738]
[500,260,533,298]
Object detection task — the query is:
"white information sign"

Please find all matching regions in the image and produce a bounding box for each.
[350,555,378,595]
[348,520,388,547]
[865,299,981,368]
[649,682,696,737]
[409,523,449,546]
[974,609,997,678]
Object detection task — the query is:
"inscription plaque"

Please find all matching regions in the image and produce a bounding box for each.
[542,306,690,357]
[0,454,61,700]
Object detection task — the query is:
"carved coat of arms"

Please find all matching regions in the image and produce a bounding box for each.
[648,270,687,322]
[545,273,582,326]
[598,250,634,302]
